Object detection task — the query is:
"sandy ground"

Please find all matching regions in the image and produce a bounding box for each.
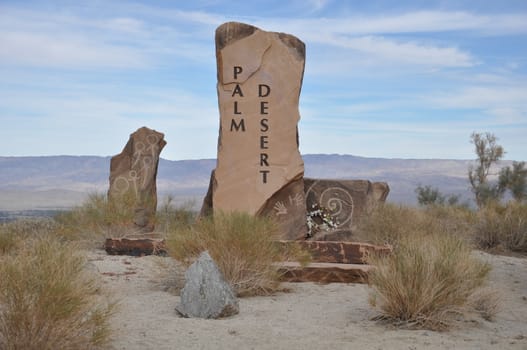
[86,249,527,350]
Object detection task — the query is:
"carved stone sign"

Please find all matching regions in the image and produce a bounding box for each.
[304,178,389,241]
[108,126,166,232]
[206,22,307,239]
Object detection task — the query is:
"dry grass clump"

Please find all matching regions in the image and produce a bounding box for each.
[0,236,115,349]
[474,202,527,253]
[359,204,494,330]
[0,218,58,254]
[54,192,138,244]
[367,233,491,330]
[166,211,308,297]
[356,203,475,247]
[354,204,425,246]
[155,196,197,235]
[55,193,197,245]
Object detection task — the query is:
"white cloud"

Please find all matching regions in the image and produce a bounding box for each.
[0,31,148,68]
[331,35,474,67]
[307,0,330,12]
[261,11,527,37]
[430,86,527,116]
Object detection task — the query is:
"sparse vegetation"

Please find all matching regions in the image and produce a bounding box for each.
[415,185,464,207]
[0,234,115,350]
[166,211,309,297]
[54,193,197,245]
[474,202,527,252]
[498,161,527,202]
[155,195,197,235]
[367,233,491,330]
[54,192,140,244]
[357,203,494,330]
[468,132,505,208]
[0,218,59,254]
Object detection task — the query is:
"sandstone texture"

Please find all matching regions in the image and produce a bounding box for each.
[108,127,166,231]
[176,251,239,319]
[207,22,307,240]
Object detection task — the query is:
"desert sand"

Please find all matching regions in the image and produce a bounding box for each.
[87,249,527,350]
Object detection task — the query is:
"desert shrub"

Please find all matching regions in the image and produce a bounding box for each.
[155,196,197,235]
[423,205,476,241]
[367,233,491,330]
[0,218,59,254]
[166,211,308,297]
[54,192,138,243]
[0,236,115,349]
[55,193,197,245]
[356,203,476,247]
[474,202,527,252]
[354,204,431,246]
[468,287,501,321]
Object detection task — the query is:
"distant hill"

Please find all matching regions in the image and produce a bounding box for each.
[0,154,510,211]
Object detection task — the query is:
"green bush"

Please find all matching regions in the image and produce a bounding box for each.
[0,236,115,349]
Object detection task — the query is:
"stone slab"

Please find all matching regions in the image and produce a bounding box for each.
[105,238,167,256]
[277,261,372,284]
[277,240,392,264]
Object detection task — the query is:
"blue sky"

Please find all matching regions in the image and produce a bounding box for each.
[1,0,526,161]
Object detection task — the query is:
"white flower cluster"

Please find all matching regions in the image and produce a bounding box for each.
[305,203,339,238]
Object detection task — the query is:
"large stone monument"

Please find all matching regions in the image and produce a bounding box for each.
[203,22,307,239]
[108,126,166,232]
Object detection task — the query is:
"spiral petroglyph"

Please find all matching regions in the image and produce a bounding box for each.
[305,180,354,233]
[319,187,354,228]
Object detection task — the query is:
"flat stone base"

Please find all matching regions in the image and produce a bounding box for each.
[277,240,391,264]
[276,262,372,284]
[105,238,167,256]
[104,238,390,284]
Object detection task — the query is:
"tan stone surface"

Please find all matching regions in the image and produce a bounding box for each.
[371,181,390,202]
[212,22,305,219]
[108,127,166,231]
[257,177,307,240]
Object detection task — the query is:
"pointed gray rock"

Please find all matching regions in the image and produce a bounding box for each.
[176,251,239,319]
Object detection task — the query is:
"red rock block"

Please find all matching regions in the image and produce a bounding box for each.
[276,261,372,284]
[104,238,167,256]
[277,240,392,264]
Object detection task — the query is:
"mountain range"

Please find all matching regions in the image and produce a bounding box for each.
[0,154,508,211]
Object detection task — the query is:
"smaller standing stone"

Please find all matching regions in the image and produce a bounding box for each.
[108,126,166,232]
[176,251,239,319]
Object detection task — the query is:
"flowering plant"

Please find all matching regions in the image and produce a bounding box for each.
[306,203,339,238]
